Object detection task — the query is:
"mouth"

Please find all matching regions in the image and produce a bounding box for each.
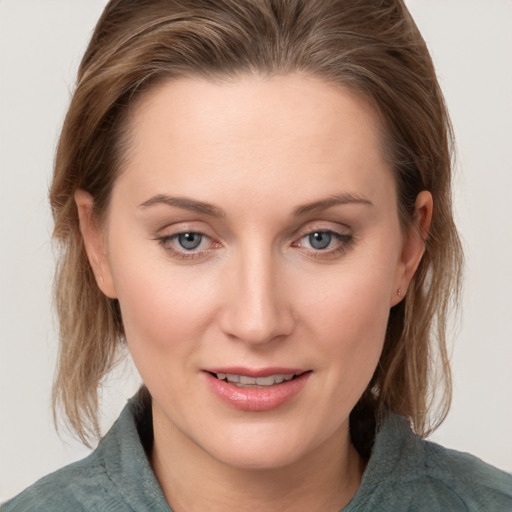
[208,371,304,387]
[204,368,312,411]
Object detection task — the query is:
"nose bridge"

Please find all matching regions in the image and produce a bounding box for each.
[221,241,293,345]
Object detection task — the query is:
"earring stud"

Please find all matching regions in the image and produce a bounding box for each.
[397,288,402,297]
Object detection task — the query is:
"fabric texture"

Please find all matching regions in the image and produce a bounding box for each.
[3,393,511,511]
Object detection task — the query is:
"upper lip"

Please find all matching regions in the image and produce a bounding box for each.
[203,367,309,378]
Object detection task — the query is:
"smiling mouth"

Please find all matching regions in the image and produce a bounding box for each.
[205,369,312,410]
[209,372,305,387]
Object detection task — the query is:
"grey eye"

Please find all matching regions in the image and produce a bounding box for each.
[308,232,332,250]
[177,233,203,250]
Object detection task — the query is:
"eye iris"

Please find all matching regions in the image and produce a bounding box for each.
[309,232,332,250]
[177,233,202,250]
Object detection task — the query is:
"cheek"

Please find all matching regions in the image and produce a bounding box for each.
[303,247,396,337]
[313,276,390,365]
[116,271,219,346]
[105,228,221,373]
[298,246,398,389]
[111,265,227,405]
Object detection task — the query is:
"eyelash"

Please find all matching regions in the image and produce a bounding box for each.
[155,229,354,260]
[155,231,214,260]
[293,230,354,258]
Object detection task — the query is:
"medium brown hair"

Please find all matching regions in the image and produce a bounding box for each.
[50,0,463,451]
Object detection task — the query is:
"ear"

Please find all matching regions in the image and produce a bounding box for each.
[75,189,118,299]
[390,191,433,307]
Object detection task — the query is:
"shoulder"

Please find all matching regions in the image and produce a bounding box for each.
[418,438,512,510]
[348,414,512,511]
[389,415,512,510]
[0,450,118,512]
[2,391,168,512]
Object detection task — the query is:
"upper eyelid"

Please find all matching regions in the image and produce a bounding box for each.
[295,229,352,246]
[294,224,351,239]
[158,231,211,245]
[155,227,351,243]
[296,217,352,231]
[165,229,209,237]
[154,222,352,245]
[303,224,350,233]
[155,220,211,233]
[155,231,208,242]
[300,230,350,239]
[153,216,351,233]
[154,224,215,242]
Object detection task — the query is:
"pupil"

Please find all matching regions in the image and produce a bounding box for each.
[178,233,202,250]
[309,232,331,250]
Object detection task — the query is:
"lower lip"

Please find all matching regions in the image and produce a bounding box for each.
[204,372,311,411]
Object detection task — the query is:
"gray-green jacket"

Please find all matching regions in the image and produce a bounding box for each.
[3,394,511,511]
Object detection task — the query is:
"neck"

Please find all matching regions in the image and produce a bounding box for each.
[151,407,365,512]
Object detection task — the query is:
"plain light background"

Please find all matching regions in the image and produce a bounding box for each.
[1,0,511,502]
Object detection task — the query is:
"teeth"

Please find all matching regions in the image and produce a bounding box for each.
[215,373,297,387]
[240,375,257,385]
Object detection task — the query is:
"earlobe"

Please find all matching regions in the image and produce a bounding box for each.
[391,191,433,307]
[74,189,118,299]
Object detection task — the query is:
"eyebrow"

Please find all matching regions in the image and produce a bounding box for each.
[138,194,225,218]
[138,192,373,218]
[292,193,373,216]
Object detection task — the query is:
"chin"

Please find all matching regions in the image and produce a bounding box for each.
[210,443,305,471]
[197,422,321,471]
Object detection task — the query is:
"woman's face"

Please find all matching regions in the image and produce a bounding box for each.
[79,74,428,470]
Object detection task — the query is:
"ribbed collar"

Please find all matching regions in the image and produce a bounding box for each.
[342,414,424,511]
[99,393,172,511]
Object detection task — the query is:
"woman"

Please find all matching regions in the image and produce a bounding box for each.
[3,0,511,510]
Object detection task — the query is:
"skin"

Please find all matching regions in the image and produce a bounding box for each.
[76,74,432,512]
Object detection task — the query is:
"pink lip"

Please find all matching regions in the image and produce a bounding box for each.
[203,368,311,412]
[204,366,307,378]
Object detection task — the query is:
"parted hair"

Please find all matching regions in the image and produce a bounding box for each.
[50,0,463,452]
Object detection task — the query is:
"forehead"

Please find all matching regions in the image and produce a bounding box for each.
[117,74,394,209]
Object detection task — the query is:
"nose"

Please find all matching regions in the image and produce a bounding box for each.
[218,246,295,346]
